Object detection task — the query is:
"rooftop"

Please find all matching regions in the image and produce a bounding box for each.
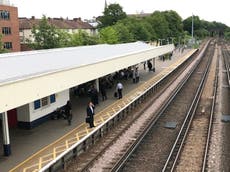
[19,17,94,30]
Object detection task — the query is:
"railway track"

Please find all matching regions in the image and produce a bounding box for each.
[115,40,216,172]
[206,39,230,171]
[63,41,210,172]
[63,49,199,172]
[165,41,218,172]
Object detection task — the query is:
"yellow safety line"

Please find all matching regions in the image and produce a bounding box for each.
[76,133,79,141]
[23,158,53,172]
[53,148,56,159]
[65,140,69,149]
[85,127,89,134]
[38,157,42,169]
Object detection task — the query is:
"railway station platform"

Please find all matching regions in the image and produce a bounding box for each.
[0,48,193,172]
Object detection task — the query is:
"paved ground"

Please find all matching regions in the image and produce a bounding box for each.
[0,48,190,172]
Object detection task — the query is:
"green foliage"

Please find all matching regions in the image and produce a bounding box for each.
[162,10,183,38]
[25,5,230,50]
[147,11,170,39]
[113,22,134,43]
[225,31,230,40]
[183,15,229,38]
[29,15,71,49]
[115,17,153,42]
[99,27,119,44]
[70,30,98,46]
[99,3,127,27]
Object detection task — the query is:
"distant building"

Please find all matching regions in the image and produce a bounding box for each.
[0,0,20,52]
[84,17,100,28]
[19,17,97,44]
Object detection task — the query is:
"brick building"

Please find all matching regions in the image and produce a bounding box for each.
[0,0,20,52]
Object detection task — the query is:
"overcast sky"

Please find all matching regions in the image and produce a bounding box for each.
[10,0,229,26]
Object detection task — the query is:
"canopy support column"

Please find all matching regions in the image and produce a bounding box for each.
[1,112,11,156]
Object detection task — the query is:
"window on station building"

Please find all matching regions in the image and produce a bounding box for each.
[2,27,11,35]
[50,94,56,103]
[0,10,10,20]
[34,100,41,110]
[34,95,57,110]
[3,42,12,49]
[41,97,48,107]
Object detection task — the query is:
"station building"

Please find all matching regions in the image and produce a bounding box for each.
[0,0,20,52]
[0,41,174,155]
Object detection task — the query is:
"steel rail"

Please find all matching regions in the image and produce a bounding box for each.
[201,45,219,172]
[72,50,198,172]
[110,42,210,172]
[162,41,213,172]
[222,45,230,86]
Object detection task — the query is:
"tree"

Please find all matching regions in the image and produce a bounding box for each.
[117,17,153,42]
[70,30,98,46]
[162,10,183,38]
[113,22,134,43]
[99,3,127,27]
[99,26,119,44]
[147,11,170,40]
[29,15,70,49]
[183,16,201,37]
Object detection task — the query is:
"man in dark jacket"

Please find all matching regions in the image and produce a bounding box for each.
[86,101,95,128]
[65,100,72,125]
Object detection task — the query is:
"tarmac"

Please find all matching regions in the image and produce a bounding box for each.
[0,48,190,172]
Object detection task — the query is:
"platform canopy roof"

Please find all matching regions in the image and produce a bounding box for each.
[0,42,174,113]
[0,42,155,84]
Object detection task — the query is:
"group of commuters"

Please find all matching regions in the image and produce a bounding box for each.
[58,77,123,126]
[62,64,149,128]
[86,81,123,128]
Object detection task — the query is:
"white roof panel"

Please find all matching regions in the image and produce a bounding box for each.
[0,42,155,84]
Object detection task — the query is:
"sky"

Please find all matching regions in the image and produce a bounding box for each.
[10,0,230,26]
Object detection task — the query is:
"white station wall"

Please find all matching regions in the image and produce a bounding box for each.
[17,89,69,122]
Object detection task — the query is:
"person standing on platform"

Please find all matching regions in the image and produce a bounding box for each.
[132,68,136,83]
[135,67,140,83]
[86,101,95,128]
[116,81,123,99]
[89,85,99,105]
[100,80,107,101]
[65,100,72,125]
[147,61,152,72]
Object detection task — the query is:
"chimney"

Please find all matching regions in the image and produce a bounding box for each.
[31,16,35,20]
[73,17,81,22]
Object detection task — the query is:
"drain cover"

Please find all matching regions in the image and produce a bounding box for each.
[164,122,177,129]
[221,115,230,122]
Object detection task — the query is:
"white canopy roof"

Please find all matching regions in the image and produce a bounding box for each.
[0,42,155,84]
[0,42,174,112]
